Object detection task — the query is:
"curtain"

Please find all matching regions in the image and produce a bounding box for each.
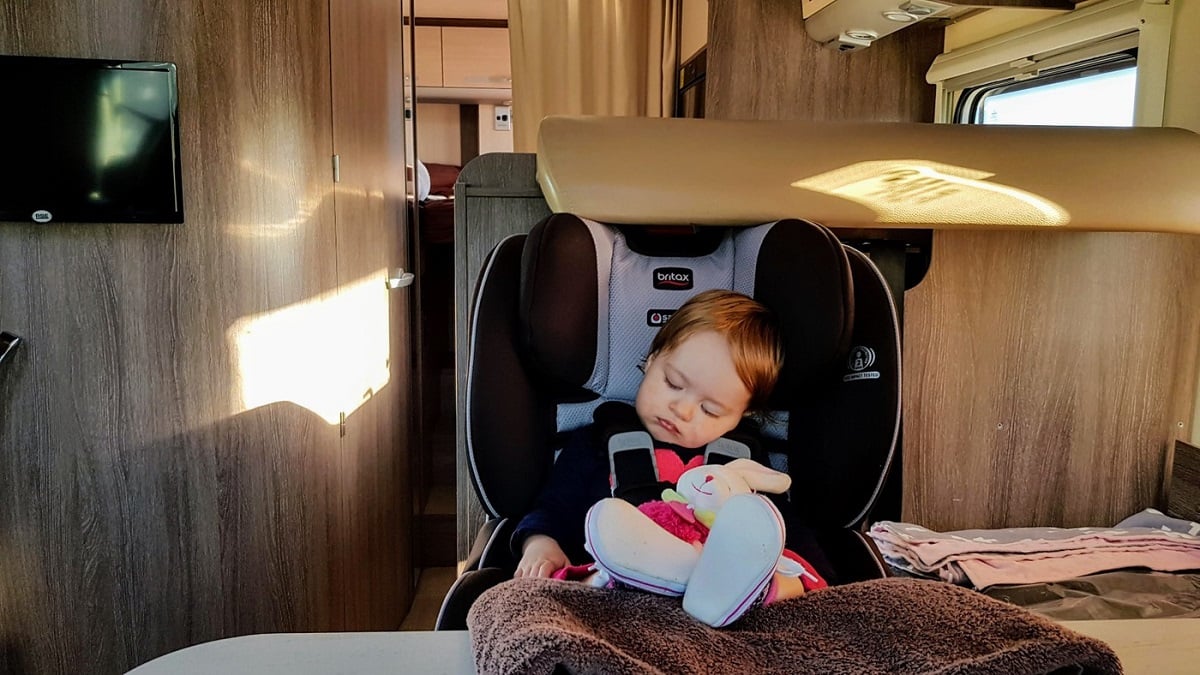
[507,0,679,152]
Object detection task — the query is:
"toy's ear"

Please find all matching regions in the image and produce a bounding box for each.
[725,458,791,494]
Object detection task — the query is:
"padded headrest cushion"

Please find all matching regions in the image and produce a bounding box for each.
[519,214,601,390]
[752,221,854,407]
[519,213,853,408]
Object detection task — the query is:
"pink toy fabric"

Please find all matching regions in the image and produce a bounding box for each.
[637,500,708,544]
[550,564,597,582]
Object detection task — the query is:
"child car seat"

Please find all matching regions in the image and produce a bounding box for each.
[436,213,900,629]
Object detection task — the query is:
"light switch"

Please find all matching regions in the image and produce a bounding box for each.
[494,105,512,131]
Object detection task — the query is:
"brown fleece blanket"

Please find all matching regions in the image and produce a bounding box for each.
[467,577,1122,675]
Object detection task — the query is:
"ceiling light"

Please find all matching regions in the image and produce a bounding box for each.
[900,1,940,16]
[845,29,879,42]
[883,9,917,22]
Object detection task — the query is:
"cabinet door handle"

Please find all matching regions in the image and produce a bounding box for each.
[0,331,21,367]
[386,269,416,289]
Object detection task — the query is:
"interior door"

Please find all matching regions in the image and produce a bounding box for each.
[329,0,415,625]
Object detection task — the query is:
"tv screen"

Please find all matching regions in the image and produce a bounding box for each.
[0,55,184,224]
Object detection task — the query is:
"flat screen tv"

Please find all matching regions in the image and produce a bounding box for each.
[0,55,184,224]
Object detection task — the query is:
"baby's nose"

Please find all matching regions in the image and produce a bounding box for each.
[672,400,693,421]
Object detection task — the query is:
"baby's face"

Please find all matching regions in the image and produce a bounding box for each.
[634,330,750,449]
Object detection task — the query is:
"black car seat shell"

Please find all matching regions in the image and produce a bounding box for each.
[439,213,900,630]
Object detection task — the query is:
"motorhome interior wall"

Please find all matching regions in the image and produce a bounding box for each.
[704,0,1200,531]
[1,0,416,673]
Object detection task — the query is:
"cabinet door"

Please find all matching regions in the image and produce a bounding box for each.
[329,0,415,627]
[415,25,443,87]
[441,27,511,88]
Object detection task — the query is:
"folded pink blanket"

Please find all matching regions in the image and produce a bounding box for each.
[467,577,1122,675]
[870,514,1200,587]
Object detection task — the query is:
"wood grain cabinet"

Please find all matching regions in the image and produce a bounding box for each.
[417,26,511,89]
[415,25,443,86]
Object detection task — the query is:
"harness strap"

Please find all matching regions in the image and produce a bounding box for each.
[704,437,753,465]
[605,427,756,503]
[596,401,764,502]
[607,430,659,501]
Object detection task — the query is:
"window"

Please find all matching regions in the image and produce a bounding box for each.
[955,53,1137,126]
[925,0,1173,127]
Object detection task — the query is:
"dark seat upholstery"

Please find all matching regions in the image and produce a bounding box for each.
[436,213,900,630]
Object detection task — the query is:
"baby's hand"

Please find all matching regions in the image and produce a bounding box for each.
[516,535,570,578]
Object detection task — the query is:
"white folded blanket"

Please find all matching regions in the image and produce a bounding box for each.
[870,508,1200,588]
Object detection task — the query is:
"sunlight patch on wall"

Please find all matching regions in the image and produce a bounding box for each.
[228,269,392,424]
[224,159,333,238]
[792,160,1069,227]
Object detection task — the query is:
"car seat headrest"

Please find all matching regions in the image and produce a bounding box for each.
[519,213,853,419]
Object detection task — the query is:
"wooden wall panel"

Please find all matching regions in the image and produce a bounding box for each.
[904,231,1200,529]
[707,0,944,122]
[0,0,412,672]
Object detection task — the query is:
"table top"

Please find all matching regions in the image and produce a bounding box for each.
[127,630,476,675]
[1060,619,1200,675]
[129,619,1200,675]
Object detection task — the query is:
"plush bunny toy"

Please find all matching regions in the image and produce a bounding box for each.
[583,457,825,597]
[638,458,792,545]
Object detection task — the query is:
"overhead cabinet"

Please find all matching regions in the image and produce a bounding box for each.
[416,26,511,89]
[415,25,444,86]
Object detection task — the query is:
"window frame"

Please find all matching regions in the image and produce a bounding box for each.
[926,0,1173,127]
[954,49,1138,125]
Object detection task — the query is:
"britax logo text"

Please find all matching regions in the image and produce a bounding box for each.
[653,267,693,290]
